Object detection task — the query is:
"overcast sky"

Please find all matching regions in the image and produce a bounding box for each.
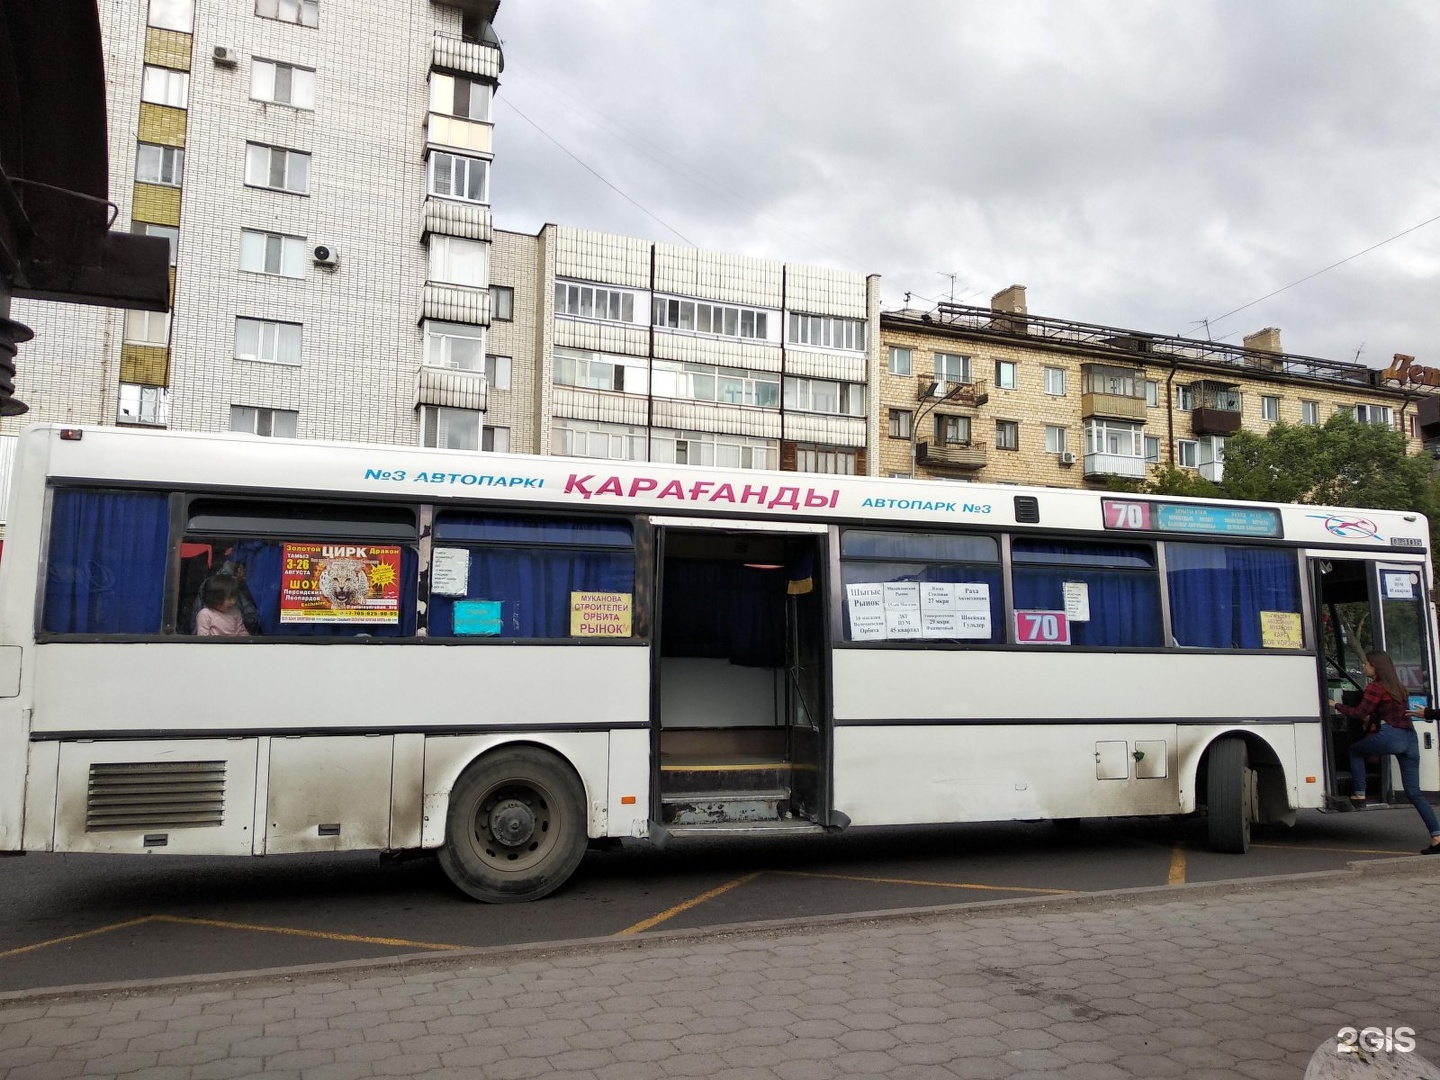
[491,1,1440,368]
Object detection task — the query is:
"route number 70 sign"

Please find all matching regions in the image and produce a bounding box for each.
[1014,610,1071,645]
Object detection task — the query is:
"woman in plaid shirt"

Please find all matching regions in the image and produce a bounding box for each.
[1334,650,1440,855]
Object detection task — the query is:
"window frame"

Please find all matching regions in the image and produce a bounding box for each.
[117,383,170,426]
[255,0,318,27]
[995,419,1019,451]
[424,321,486,372]
[230,405,299,438]
[135,143,185,186]
[427,151,489,205]
[888,409,913,440]
[239,229,307,278]
[251,58,316,109]
[1261,395,1280,422]
[489,285,514,321]
[234,317,303,366]
[141,65,189,108]
[887,347,913,376]
[428,235,489,289]
[244,142,311,195]
[421,405,482,451]
[994,360,1017,391]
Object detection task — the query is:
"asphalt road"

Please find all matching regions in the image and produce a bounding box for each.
[1,806,1434,995]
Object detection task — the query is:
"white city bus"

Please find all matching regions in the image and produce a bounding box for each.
[0,425,1435,902]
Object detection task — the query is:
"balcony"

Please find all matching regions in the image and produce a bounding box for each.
[917,376,988,407]
[916,440,987,471]
[1081,390,1146,422]
[1190,407,1242,436]
[1083,452,1147,480]
[1080,364,1146,421]
[1199,461,1224,483]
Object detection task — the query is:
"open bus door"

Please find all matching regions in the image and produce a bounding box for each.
[1314,558,1439,803]
[648,520,833,841]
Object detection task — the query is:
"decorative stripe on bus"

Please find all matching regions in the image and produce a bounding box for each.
[28,722,651,741]
[830,716,1321,727]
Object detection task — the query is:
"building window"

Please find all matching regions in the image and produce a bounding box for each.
[1353,403,1394,427]
[230,405,298,438]
[141,65,189,108]
[786,313,866,352]
[795,445,857,475]
[934,352,970,388]
[135,144,184,186]
[555,348,645,395]
[239,229,306,278]
[995,420,1019,451]
[1177,439,1198,468]
[783,377,865,416]
[1145,379,1160,407]
[650,359,778,406]
[1261,395,1280,422]
[256,0,318,27]
[1175,384,1195,411]
[428,151,489,204]
[244,143,310,194]
[485,354,511,390]
[123,309,170,346]
[554,280,640,324]
[1044,425,1067,454]
[482,426,510,453]
[421,406,481,450]
[423,321,485,371]
[132,222,178,266]
[234,317,302,365]
[652,428,775,469]
[888,409,913,439]
[887,347,912,376]
[429,73,492,122]
[490,285,513,321]
[653,297,771,341]
[936,415,971,445]
[1144,435,1161,463]
[552,419,648,461]
[1086,419,1144,458]
[995,361,1017,390]
[1302,400,1319,425]
[251,59,316,109]
[118,383,169,426]
[1043,367,1066,396]
[148,0,193,30]
[428,235,488,288]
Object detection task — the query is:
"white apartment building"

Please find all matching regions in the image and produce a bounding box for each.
[8,0,503,450]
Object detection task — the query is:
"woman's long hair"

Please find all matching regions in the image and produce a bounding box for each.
[1367,650,1408,704]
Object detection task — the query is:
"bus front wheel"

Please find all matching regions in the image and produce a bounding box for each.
[439,748,589,903]
[1206,736,1254,854]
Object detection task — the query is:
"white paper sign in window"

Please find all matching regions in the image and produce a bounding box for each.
[1063,581,1091,622]
[883,582,923,639]
[1384,572,1417,600]
[846,583,887,640]
[431,547,471,597]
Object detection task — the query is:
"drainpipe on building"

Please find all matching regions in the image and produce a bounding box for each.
[1164,356,1179,467]
[779,265,788,468]
[647,243,656,462]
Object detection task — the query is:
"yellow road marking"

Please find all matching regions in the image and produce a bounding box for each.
[151,916,468,951]
[615,872,761,935]
[1167,845,1187,885]
[1252,843,1414,856]
[0,917,159,961]
[778,870,1075,895]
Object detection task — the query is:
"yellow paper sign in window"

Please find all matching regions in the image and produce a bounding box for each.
[1260,610,1303,650]
[570,592,632,637]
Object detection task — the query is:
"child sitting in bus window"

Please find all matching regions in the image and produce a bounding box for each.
[196,575,250,637]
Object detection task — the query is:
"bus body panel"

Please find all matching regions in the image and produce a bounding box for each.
[27,642,649,736]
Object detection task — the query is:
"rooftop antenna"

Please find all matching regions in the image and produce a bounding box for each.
[1353,343,1366,363]
[1190,318,1213,341]
[937,271,959,303]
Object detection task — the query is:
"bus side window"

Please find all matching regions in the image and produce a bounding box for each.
[1165,543,1301,649]
[43,489,170,635]
[428,513,635,640]
[1011,538,1162,648]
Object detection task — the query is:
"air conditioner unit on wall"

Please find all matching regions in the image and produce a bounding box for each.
[312,245,339,267]
[213,46,238,67]
[1059,450,1078,465]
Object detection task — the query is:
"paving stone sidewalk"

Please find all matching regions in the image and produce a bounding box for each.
[2,859,1439,1080]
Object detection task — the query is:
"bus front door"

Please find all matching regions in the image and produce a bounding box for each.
[1314,558,1438,801]
[651,523,831,835]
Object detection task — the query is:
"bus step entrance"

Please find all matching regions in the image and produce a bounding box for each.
[661,788,790,826]
[659,748,804,826]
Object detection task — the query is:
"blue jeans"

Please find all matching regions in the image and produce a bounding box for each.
[1349,723,1440,836]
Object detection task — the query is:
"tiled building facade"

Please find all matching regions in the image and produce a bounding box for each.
[877,287,1426,486]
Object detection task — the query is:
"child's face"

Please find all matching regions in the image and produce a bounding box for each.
[221,596,238,613]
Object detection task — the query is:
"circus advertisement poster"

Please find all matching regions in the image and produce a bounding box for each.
[280,543,401,623]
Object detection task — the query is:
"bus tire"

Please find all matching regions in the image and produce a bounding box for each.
[1207,736,1253,854]
[438,748,589,903]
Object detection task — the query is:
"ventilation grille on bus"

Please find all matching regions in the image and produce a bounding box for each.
[1014,496,1040,523]
[85,760,227,831]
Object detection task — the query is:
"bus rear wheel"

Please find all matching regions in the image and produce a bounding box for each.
[439,748,588,903]
[1206,736,1254,854]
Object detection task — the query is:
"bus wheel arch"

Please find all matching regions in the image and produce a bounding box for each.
[1198,732,1290,854]
[438,743,590,903]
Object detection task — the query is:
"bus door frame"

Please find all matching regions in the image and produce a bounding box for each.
[647,517,835,826]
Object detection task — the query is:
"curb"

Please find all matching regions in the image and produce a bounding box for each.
[2,854,1437,1007]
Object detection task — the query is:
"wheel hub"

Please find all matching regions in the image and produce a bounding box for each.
[488,798,536,848]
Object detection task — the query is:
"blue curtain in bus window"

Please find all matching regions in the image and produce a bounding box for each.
[218,541,418,637]
[661,559,785,666]
[428,512,636,640]
[43,490,169,634]
[1165,543,1300,649]
[1011,540,1162,648]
